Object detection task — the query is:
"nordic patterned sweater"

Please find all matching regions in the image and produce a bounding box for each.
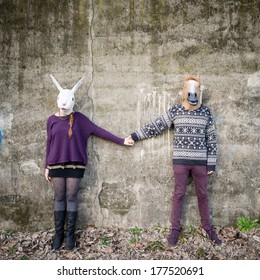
[131,104,217,171]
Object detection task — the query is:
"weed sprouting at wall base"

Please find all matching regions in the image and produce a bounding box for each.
[236,217,260,232]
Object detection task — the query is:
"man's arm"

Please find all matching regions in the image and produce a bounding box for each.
[205,110,217,172]
[131,110,173,141]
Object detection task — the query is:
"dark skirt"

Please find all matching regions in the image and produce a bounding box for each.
[48,162,86,178]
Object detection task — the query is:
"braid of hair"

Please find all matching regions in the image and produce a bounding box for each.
[68,112,74,139]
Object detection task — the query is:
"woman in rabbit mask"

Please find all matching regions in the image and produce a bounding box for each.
[45,74,134,250]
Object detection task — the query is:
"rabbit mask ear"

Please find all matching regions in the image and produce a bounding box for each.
[49,74,63,92]
[71,77,85,94]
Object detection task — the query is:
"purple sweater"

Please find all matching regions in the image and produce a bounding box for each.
[45,112,124,167]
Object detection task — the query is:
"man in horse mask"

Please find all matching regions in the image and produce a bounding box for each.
[130,76,221,246]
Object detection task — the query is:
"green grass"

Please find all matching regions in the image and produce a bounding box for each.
[147,240,165,251]
[187,224,197,235]
[100,235,111,247]
[129,226,142,244]
[236,217,260,232]
[196,247,206,258]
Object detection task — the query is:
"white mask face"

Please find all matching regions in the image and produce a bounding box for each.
[56,89,75,115]
[49,74,84,115]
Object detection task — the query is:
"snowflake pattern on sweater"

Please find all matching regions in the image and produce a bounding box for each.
[131,104,217,171]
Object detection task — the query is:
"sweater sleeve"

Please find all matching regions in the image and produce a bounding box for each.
[131,110,173,141]
[45,118,52,168]
[91,122,125,145]
[205,110,217,171]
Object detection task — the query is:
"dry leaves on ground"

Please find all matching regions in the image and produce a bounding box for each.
[0,225,259,260]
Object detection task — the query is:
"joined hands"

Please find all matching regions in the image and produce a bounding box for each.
[124,135,134,146]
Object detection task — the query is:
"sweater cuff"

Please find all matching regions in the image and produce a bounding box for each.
[207,165,216,171]
[131,133,139,141]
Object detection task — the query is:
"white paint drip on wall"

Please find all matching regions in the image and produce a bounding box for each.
[136,85,177,162]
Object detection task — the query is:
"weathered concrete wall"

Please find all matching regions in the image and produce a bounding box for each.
[0,0,259,231]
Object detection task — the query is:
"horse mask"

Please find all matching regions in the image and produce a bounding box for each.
[182,76,201,110]
[50,74,84,115]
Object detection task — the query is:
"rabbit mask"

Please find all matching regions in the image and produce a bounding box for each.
[50,74,84,115]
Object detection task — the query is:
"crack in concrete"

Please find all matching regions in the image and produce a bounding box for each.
[86,1,104,226]
[87,0,95,120]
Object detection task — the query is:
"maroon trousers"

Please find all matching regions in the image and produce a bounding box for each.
[171,165,212,231]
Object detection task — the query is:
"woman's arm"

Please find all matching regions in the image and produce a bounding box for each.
[91,122,133,146]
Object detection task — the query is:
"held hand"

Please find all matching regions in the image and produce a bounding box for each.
[45,168,52,182]
[207,170,215,175]
[124,135,134,146]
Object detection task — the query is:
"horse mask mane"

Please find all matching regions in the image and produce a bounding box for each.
[50,74,84,115]
[182,76,201,110]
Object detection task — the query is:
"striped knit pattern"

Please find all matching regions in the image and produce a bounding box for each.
[132,104,217,170]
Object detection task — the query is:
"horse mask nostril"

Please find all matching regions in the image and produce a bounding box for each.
[187,92,198,105]
[188,92,197,98]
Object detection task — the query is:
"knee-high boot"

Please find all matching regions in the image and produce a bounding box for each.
[52,211,66,250]
[66,211,78,250]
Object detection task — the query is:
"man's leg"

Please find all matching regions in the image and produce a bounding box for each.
[192,166,212,231]
[168,165,190,245]
[192,166,221,245]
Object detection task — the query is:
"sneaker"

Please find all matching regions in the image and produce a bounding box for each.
[167,229,180,246]
[206,229,222,245]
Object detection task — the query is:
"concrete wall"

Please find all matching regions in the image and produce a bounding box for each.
[0,0,259,231]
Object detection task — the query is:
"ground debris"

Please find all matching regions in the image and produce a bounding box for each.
[0,226,259,260]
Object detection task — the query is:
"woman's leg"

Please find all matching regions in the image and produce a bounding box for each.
[66,178,81,212]
[53,177,66,211]
[65,178,81,250]
[52,177,66,250]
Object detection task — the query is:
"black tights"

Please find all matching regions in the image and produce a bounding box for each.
[52,177,81,212]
